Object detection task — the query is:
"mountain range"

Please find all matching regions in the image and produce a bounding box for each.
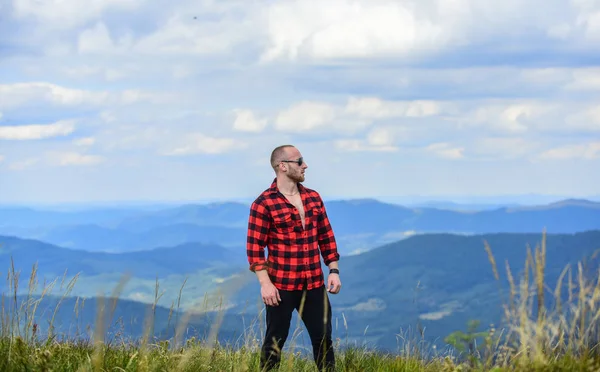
[1,198,599,256]
[1,197,600,351]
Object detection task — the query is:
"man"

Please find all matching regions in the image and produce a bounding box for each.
[246,144,342,372]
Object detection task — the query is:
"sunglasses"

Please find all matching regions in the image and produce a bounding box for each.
[281,157,303,166]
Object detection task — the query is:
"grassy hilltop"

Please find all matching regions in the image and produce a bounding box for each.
[2,231,600,371]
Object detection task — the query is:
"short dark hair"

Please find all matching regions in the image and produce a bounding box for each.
[270,145,294,169]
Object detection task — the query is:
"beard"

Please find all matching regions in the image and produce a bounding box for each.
[288,170,305,183]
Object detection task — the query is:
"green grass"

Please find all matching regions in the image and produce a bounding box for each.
[3,230,600,371]
[0,336,451,371]
[3,336,600,372]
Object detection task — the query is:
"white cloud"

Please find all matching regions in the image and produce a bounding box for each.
[456,101,557,134]
[7,0,600,67]
[585,11,600,41]
[329,123,426,153]
[132,14,241,56]
[77,22,133,55]
[0,155,4,163]
[8,158,39,171]
[547,23,573,39]
[232,95,600,149]
[272,97,445,136]
[258,0,595,63]
[468,137,543,160]
[566,68,600,90]
[260,0,458,62]
[345,97,441,119]
[73,137,96,146]
[0,83,107,109]
[537,142,600,160]
[556,1,600,42]
[100,128,165,152]
[62,64,130,81]
[366,127,396,147]
[100,111,117,123]
[426,143,465,160]
[13,0,142,29]
[0,120,76,140]
[71,2,256,57]
[519,68,573,86]
[232,110,268,133]
[275,101,338,132]
[162,133,244,156]
[0,82,168,110]
[334,139,398,153]
[565,106,600,131]
[50,152,105,166]
[7,151,105,169]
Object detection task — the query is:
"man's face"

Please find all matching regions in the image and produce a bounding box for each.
[283,147,308,182]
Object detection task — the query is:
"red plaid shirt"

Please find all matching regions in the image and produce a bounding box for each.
[246,179,340,291]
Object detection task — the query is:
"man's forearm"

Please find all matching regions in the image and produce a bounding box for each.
[328,261,339,270]
[255,269,272,286]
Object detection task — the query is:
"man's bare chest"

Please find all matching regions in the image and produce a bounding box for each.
[286,195,305,226]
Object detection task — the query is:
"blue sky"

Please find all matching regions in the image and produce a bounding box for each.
[1,0,600,205]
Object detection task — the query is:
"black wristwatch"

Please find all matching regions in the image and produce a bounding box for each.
[329,268,339,275]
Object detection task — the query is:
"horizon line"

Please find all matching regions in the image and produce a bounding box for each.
[1,194,600,209]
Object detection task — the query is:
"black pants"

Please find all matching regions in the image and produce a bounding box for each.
[260,283,335,371]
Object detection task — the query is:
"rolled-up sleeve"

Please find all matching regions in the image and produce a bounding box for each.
[316,199,340,266]
[247,199,270,272]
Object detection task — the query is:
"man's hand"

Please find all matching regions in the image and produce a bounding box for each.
[255,269,281,306]
[327,273,341,294]
[261,282,281,306]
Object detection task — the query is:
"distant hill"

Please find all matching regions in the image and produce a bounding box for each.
[115,202,251,232]
[1,293,252,349]
[0,206,142,228]
[405,201,522,211]
[107,197,600,236]
[325,198,415,235]
[28,223,246,252]
[506,198,600,211]
[0,235,244,280]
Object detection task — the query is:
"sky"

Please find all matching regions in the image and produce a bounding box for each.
[1,0,600,205]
